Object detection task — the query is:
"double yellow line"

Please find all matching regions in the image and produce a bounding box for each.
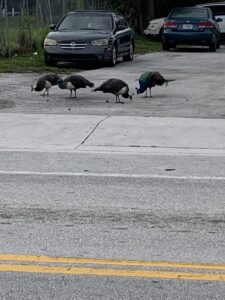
[0,254,225,282]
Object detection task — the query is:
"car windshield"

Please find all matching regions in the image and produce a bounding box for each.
[170,8,208,19]
[58,13,113,31]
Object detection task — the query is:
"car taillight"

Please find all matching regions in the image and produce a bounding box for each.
[164,21,178,29]
[198,21,215,29]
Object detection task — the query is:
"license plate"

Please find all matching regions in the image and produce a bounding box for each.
[183,24,193,30]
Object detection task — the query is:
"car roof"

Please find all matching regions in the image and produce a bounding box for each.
[169,6,211,13]
[172,6,209,10]
[66,10,115,15]
[197,2,225,6]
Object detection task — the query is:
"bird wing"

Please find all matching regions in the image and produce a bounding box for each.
[68,75,94,88]
[46,74,60,85]
[35,77,47,91]
[151,72,166,86]
[139,72,155,89]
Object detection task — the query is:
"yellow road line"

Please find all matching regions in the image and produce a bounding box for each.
[0,254,225,271]
[0,264,225,281]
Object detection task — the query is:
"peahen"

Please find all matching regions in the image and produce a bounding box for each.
[92,78,132,104]
[31,73,60,96]
[57,75,94,98]
[136,71,175,97]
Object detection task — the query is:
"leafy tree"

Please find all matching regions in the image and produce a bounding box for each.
[110,0,145,33]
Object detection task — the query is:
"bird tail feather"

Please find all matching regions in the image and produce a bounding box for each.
[166,79,176,82]
[30,79,36,92]
[92,87,99,92]
[165,79,176,87]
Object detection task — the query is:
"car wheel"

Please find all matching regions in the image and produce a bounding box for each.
[109,45,117,66]
[209,42,217,52]
[123,42,134,61]
[158,28,163,41]
[162,42,170,51]
[217,40,221,49]
[45,58,57,67]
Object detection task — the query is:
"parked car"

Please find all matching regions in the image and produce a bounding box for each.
[143,17,164,40]
[162,6,221,51]
[196,2,225,42]
[44,10,135,67]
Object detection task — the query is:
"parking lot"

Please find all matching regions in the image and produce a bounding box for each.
[1,46,225,119]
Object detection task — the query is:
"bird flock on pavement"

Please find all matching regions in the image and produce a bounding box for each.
[31,72,175,104]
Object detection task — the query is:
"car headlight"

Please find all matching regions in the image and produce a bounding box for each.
[91,39,109,46]
[44,38,57,46]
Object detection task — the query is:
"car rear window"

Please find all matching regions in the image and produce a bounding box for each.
[58,13,113,31]
[170,7,208,19]
[207,6,225,16]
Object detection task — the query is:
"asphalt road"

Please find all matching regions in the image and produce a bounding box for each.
[1,47,225,299]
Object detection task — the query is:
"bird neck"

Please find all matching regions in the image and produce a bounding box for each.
[137,85,146,94]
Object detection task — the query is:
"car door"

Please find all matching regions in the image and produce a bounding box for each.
[114,16,132,57]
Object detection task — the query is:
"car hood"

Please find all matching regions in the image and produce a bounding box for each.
[47,30,112,42]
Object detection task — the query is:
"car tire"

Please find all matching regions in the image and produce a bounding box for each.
[123,42,134,61]
[158,28,163,41]
[109,45,117,67]
[217,40,221,49]
[45,58,57,67]
[162,42,170,51]
[209,41,216,52]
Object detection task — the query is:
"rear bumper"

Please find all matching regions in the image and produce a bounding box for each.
[163,31,216,45]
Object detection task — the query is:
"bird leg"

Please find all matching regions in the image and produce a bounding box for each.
[67,90,73,99]
[149,88,152,98]
[115,96,124,104]
[144,90,148,98]
[74,89,77,99]
[41,88,48,97]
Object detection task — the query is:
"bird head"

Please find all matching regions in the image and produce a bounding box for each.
[136,87,145,95]
[57,78,63,88]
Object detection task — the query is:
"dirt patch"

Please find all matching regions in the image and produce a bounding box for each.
[0,100,15,109]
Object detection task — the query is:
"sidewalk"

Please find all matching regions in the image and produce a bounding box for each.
[0,113,225,155]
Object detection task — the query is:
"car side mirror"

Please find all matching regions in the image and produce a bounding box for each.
[117,24,126,31]
[49,24,56,30]
[216,18,222,22]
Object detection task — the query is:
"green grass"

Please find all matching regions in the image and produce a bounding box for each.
[0,35,162,73]
[0,99,15,109]
[135,35,162,54]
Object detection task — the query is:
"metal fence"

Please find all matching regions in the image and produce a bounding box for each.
[0,0,113,56]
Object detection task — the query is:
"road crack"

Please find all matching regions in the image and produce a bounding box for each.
[74,115,111,150]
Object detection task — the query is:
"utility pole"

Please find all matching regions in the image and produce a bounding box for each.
[4,0,10,54]
[48,0,52,23]
[62,0,65,15]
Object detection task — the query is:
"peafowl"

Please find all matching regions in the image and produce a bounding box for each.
[31,73,60,96]
[136,71,175,97]
[92,78,132,104]
[58,75,94,98]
